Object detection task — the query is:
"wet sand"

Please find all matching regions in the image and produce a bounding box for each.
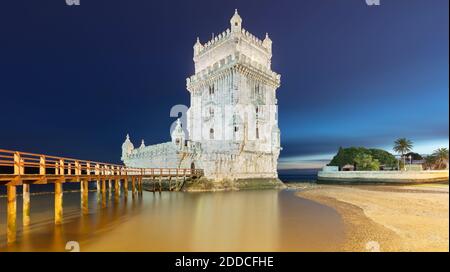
[297,183,449,252]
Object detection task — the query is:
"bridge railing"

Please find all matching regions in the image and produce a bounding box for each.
[0,149,203,178]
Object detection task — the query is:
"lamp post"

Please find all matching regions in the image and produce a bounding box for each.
[409,155,412,165]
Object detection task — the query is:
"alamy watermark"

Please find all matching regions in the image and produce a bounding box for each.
[169,104,279,142]
[65,0,80,5]
[65,1,378,7]
[365,0,380,6]
[365,241,381,252]
[65,241,80,252]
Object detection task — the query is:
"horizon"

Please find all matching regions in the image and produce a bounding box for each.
[0,0,448,169]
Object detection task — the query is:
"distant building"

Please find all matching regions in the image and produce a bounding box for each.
[341,164,355,171]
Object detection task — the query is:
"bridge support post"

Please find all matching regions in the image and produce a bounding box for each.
[101,179,106,193]
[123,178,128,197]
[101,179,106,208]
[108,180,112,193]
[159,176,162,192]
[54,182,63,224]
[96,180,100,192]
[177,176,182,191]
[114,179,120,195]
[81,181,88,214]
[7,185,17,244]
[138,177,143,194]
[131,177,136,195]
[23,183,30,226]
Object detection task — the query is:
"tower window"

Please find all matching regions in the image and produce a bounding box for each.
[256,127,260,139]
[209,107,214,117]
[255,84,260,95]
[209,128,214,140]
[209,85,215,95]
[234,126,238,132]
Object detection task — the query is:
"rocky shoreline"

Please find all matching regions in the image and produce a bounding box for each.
[182,177,287,192]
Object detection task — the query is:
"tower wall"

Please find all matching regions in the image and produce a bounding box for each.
[186,10,282,181]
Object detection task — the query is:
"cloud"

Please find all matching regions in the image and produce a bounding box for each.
[278,159,329,170]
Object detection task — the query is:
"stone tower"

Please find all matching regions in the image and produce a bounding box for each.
[185,10,281,180]
[122,10,282,187]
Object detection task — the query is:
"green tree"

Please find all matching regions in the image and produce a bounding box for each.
[432,148,449,170]
[404,152,423,161]
[368,148,397,168]
[393,138,413,168]
[329,147,396,169]
[353,153,380,171]
[423,155,436,170]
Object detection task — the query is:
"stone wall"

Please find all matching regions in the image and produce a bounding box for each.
[318,170,449,184]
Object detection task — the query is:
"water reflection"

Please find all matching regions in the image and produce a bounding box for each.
[0,189,344,251]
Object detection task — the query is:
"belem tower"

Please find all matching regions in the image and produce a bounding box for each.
[121,10,284,189]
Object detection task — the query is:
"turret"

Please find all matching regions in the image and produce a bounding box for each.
[171,118,186,148]
[263,33,272,54]
[139,139,145,149]
[230,9,242,33]
[121,134,134,160]
[193,37,203,57]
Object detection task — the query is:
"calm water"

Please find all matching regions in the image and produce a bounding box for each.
[0,186,345,252]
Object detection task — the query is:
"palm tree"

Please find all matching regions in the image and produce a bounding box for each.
[393,138,413,169]
[423,155,436,170]
[432,148,449,170]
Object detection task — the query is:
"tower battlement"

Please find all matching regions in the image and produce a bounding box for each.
[193,10,273,73]
[187,52,280,92]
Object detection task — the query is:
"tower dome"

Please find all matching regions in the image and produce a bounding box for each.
[263,33,272,53]
[171,119,186,147]
[139,139,145,148]
[121,134,134,160]
[193,37,204,56]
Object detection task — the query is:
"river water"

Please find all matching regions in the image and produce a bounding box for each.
[0,187,345,251]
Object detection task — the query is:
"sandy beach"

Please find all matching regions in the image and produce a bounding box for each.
[297,183,449,252]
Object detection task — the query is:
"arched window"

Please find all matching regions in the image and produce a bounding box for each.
[209,85,215,95]
[209,107,214,117]
[209,128,214,140]
[256,127,259,139]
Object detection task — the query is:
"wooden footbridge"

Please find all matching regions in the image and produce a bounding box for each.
[0,148,203,244]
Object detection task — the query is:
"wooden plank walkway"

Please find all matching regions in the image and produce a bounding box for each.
[0,149,203,186]
[0,148,203,245]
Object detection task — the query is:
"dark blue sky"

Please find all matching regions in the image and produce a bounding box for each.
[0,0,448,167]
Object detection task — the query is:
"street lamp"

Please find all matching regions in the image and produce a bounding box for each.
[408,155,412,165]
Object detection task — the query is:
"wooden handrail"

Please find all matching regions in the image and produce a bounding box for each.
[0,148,203,178]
